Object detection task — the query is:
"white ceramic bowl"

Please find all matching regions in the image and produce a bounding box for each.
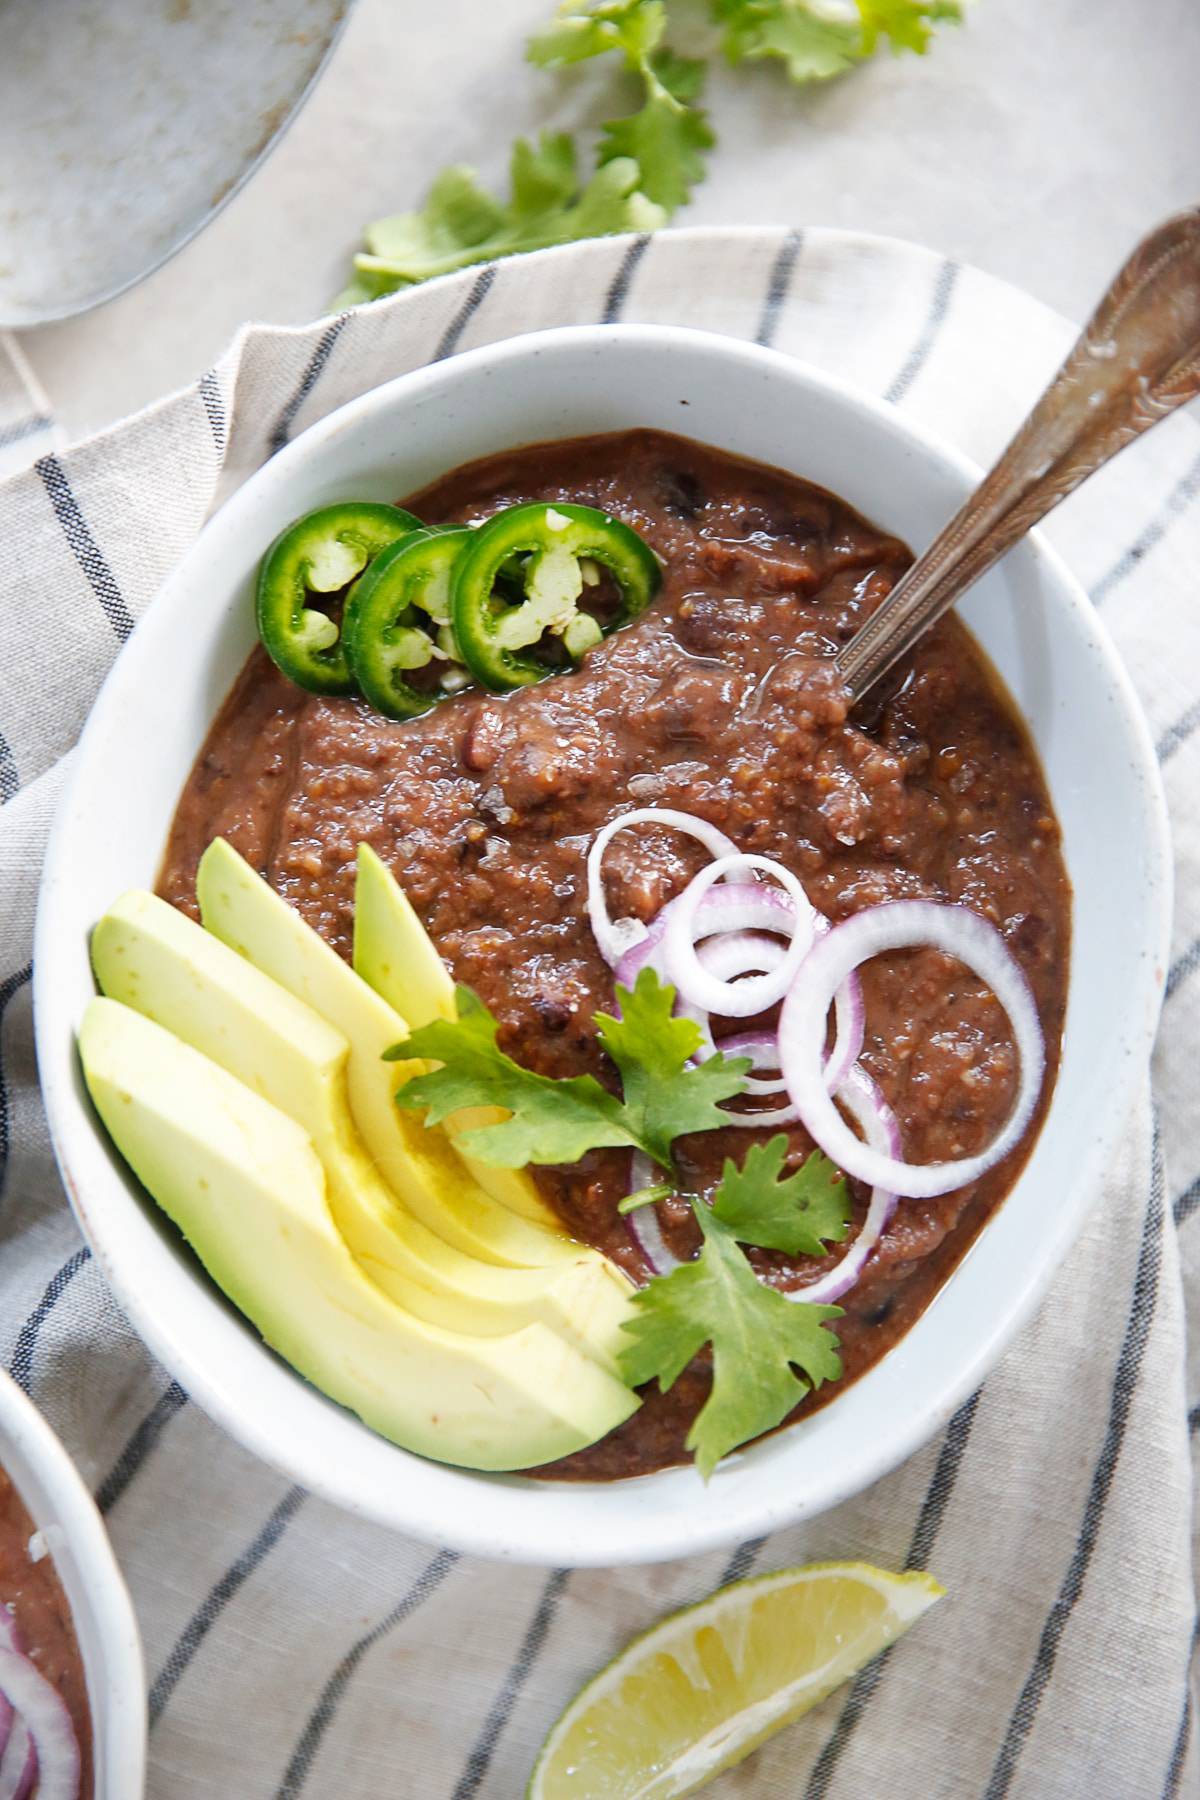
[0,1369,145,1794]
[35,325,1171,1567]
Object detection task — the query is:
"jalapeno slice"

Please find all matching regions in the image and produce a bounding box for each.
[449,502,661,692]
[255,502,421,695]
[343,526,474,719]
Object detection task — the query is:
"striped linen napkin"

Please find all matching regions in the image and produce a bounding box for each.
[0,226,1196,1799]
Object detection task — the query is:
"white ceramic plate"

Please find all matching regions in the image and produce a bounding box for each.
[34,325,1172,1566]
[0,1370,145,1795]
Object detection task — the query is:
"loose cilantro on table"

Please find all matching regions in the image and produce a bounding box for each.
[388,966,750,1172]
[337,136,665,307]
[619,1203,844,1478]
[715,0,962,82]
[337,0,963,305]
[531,2,715,213]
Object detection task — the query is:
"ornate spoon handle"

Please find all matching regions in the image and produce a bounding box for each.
[836,208,1200,703]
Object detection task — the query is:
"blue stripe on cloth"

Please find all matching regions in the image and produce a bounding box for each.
[1176,1175,1200,1228]
[802,1388,982,1798]
[755,230,803,347]
[1161,1618,1198,1797]
[601,235,651,324]
[1157,699,1200,766]
[434,266,497,361]
[149,1485,308,1727]
[197,369,227,456]
[267,317,350,457]
[0,732,17,805]
[1092,446,1200,606]
[274,1547,460,1799]
[983,1123,1165,1799]
[451,1568,571,1800]
[1166,937,1200,1003]
[10,1247,91,1393]
[0,963,32,1197]
[95,1380,189,1516]
[719,1536,768,1587]
[35,454,134,641]
[884,261,961,406]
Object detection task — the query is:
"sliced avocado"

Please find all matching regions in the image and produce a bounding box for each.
[354,842,456,1026]
[195,838,569,1270]
[352,843,554,1226]
[91,891,635,1368]
[79,999,637,1469]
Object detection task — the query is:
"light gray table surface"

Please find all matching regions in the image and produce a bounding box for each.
[13,0,1200,443]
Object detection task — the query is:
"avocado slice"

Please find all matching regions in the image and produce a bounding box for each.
[79,998,637,1470]
[354,842,456,1027]
[91,891,635,1369]
[195,839,569,1269]
[353,844,555,1226]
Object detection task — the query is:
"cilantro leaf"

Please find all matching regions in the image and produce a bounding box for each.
[715,0,860,81]
[528,0,666,69]
[391,985,632,1166]
[619,1204,843,1477]
[711,1134,850,1255]
[533,5,714,214]
[598,54,715,210]
[595,967,749,1167]
[713,0,960,82]
[391,971,749,1170]
[857,0,963,56]
[343,136,665,298]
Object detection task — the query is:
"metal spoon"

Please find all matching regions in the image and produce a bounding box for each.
[836,207,1200,705]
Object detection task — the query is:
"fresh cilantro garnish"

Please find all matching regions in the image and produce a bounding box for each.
[593,968,747,1166]
[714,0,961,82]
[857,0,964,55]
[389,967,750,1171]
[711,1134,849,1255]
[619,1202,843,1477]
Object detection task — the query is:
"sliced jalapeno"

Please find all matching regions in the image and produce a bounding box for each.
[449,502,661,692]
[343,526,475,719]
[256,502,421,695]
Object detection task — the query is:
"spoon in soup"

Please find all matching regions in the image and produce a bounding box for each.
[836,206,1200,705]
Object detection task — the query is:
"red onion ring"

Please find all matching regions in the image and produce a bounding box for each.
[0,1646,78,1800]
[787,1066,899,1305]
[0,1715,33,1800]
[780,900,1045,1200]
[682,941,790,1092]
[662,854,820,1018]
[622,1151,679,1276]
[586,808,744,968]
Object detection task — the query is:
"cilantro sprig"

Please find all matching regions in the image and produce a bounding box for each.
[716,0,963,80]
[390,964,856,1478]
[619,1203,844,1478]
[337,0,962,305]
[388,966,750,1172]
[531,1,715,212]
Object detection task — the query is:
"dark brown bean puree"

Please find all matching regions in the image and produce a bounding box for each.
[0,1468,93,1793]
[160,430,1070,1482]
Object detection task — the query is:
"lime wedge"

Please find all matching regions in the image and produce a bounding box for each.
[528,1561,944,1798]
